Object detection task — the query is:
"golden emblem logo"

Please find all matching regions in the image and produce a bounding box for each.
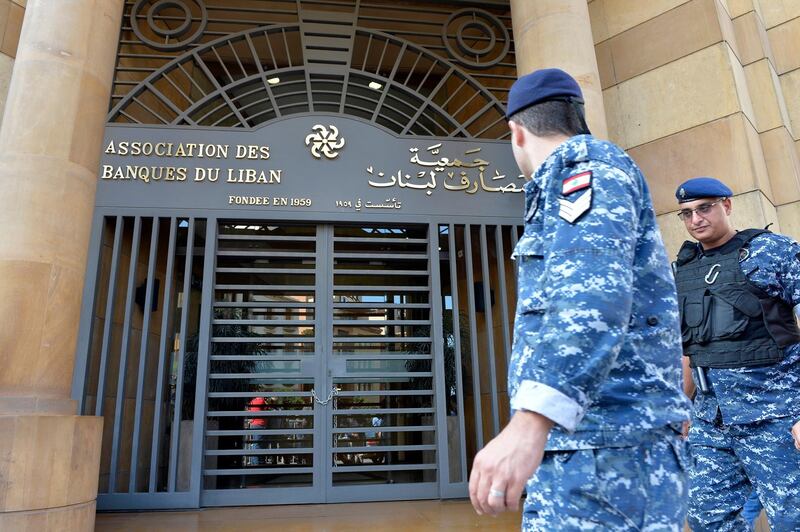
[305,124,346,159]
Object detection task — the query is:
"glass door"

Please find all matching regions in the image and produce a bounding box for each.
[324,224,439,502]
[202,222,325,506]
[201,221,440,506]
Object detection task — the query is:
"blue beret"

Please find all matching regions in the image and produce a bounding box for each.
[675,177,733,203]
[506,68,584,119]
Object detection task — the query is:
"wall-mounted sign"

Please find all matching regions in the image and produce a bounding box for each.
[97,114,524,220]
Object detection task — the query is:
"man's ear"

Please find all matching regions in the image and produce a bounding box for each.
[509,120,526,148]
[723,197,733,216]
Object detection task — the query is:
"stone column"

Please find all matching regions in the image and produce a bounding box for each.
[0,0,124,529]
[510,0,608,139]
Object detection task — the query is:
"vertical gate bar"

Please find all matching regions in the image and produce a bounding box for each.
[95,216,125,418]
[149,217,178,493]
[318,224,333,499]
[168,217,196,492]
[463,225,484,450]
[109,216,142,494]
[129,218,160,493]
[428,224,448,494]
[479,226,500,437]
[72,212,106,412]
[447,224,468,483]
[190,218,217,503]
[495,225,512,367]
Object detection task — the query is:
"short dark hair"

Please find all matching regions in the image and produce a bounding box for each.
[509,100,585,137]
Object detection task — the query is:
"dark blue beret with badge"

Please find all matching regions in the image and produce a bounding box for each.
[675,177,733,203]
[506,68,585,119]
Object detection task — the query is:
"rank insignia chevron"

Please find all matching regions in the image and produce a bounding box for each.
[558,188,592,223]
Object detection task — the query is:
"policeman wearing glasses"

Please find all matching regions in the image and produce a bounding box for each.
[674,177,800,531]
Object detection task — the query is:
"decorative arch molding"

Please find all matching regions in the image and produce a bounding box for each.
[109,24,510,139]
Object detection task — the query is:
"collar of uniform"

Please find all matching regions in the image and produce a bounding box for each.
[531,134,593,184]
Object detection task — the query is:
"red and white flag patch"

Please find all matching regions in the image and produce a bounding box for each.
[562,171,592,195]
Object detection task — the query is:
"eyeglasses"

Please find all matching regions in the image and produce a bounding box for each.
[676,198,726,221]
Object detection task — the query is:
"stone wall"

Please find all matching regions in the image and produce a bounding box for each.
[0,0,22,119]
[590,0,800,257]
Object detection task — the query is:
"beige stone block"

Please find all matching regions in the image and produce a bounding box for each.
[744,59,783,132]
[0,500,96,532]
[718,0,745,61]
[0,260,48,395]
[744,106,774,199]
[744,59,786,132]
[71,72,121,174]
[777,200,800,241]
[657,210,694,261]
[602,83,624,145]
[0,1,22,57]
[0,0,124,167]
[727,39,757,127]
[601,0,724,85]
[589,0,691,43]
[610,43,745,149]
[0,52,12,121]
[595,39,615,89]
[718,0,755,18]
[0,261,86,399]
[629,114,769,214]
[0,414,102,512]
[755,0,800,29]
[729,189,780,230]
[733,10,774,65]
[779,68,800,139]
[84,0,126,90]
[34,264,85,398]
[0,158,96,270]
[0,58,87,161]
[0,1,9,48]
[767,17,800,74]
[761,127,800,205]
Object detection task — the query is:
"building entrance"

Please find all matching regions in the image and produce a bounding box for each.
[73,213,521,510]
[76,0,521,511]
[204,221,437,505]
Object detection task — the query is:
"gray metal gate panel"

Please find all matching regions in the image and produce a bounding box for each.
[75,214,212,509]
[325,223,438,502]
[436,223,522,499]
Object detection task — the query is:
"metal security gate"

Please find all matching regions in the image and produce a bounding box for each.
[202,221,438,505]
[73,215,521,509]
[202,222,323,505]
[327,224,437,502]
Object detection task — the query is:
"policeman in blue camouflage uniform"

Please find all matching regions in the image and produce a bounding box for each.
[469,68,691,531]
[673,177,800,531]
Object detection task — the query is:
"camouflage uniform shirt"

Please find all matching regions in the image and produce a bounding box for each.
[510,134,690,450]
[687,232,800,425]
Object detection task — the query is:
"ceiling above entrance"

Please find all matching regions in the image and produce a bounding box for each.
[110,0,516,139]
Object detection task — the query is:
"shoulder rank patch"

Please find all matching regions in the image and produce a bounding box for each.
[562,171,592,196]
[558,189,592,223]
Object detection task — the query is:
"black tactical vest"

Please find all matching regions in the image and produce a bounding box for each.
[675,229,800,369]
